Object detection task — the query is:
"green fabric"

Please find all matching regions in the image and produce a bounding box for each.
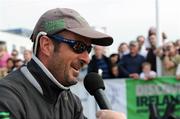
[44,19,65,33]
[126,76,180,119]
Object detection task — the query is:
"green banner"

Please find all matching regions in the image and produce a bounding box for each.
[126,76,180,119]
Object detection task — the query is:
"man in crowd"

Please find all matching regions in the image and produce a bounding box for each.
[118,42,129,59]
[88,45,111,79]
[119,40,145,79]
[162,41,180,76]
[136,35,147,58]
[0,8,125,119]
[146,33,157,72]
[23,49,32,64]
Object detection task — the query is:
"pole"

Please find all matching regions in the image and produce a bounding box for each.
[156,0,162,76]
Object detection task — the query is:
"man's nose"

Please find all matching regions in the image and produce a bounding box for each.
[79,51,90,65]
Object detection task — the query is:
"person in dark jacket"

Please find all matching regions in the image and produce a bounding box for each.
[88,45,111,79]
[0,8,122,119]
[119,40,145,79]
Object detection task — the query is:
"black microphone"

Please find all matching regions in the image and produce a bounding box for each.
[83,72,112,109]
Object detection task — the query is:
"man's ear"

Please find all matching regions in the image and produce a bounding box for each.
[39,35,54,56]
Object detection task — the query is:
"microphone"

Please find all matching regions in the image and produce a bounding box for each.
[83,72,112,109]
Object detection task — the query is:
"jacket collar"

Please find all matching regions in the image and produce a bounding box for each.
[24,55,69,103]
[32,55,69,90]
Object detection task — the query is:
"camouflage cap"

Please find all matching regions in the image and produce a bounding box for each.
[30,8,113,46]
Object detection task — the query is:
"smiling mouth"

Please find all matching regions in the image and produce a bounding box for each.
[71,67,80,78]
[72,62,82,72]
[73,67,79,72]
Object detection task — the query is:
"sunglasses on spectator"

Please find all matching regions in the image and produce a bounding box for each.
[48,34,92,54]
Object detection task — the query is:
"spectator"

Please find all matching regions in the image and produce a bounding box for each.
[136,35,148,58]
[0,58,15,78]
[13,59,24,71]
[175,39,180,54]
[11,49,19,61]
[109,53,119,66]
[162,42,180,76]
[146,27,168,72]
[0,41,10,68]
[118,42,129,59]
[176,63,180,80]
[109,53,121,78]
[119,40,145,79]
[146,33,157,72]
[88,45,111,79]
[23,49,32,64]
[110,64,120,78]
[140,62,156,80]
[6,58,15,74]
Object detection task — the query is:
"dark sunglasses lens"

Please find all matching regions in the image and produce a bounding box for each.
[73,42,91,54]
[87,46,92,53]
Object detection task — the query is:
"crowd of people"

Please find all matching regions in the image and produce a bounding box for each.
[0,41,32,78]
[86,27,180,80]
[1,27,180,81]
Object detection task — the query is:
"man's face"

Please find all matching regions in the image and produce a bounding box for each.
[149,35,156,46]
[129,44,139,55]
[121,44,129,53]
[47,31,91,86]
[137,37,145,46]
[94,45,105,58]
[24,50,32,61]
[165,43,176,55]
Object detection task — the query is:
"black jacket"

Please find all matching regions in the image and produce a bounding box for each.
[87,55,111,79]
[0,56,86,119]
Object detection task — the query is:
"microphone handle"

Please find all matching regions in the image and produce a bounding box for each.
[94,89,112,109]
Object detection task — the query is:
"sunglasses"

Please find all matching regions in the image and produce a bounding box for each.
[48,34,92,54]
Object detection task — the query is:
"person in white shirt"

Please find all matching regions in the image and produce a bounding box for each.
[140,62,156,80]
[136,35,148,58]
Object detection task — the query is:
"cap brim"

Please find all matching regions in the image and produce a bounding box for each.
[67,28,113,46]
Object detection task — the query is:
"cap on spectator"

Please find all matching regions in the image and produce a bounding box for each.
[30,8,113,46]
[129,40,139,46]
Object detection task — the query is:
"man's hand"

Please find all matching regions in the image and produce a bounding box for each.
[129,73,139,79]
[96,110,126,119]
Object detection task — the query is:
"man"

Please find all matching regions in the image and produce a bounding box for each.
[88,45,111,79]
[118,42,129,59]
[119,40,145,79]
[162,42,180,76]
[136,35,147,58]
[0,8,124,119]
[11,49,19,61]
[146,33,157,72]
[23,49,32,64]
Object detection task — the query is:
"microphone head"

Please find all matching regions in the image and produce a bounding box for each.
[84,72,105,95]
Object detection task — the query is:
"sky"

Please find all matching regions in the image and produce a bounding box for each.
[0,0,180,55]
